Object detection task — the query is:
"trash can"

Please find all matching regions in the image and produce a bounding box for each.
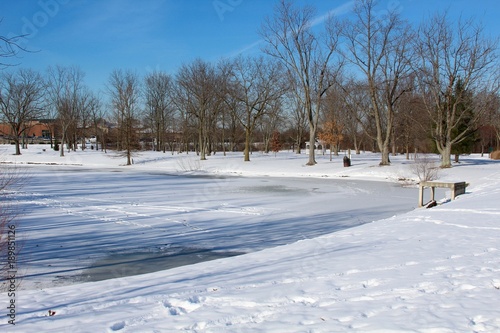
[343,155,351,167]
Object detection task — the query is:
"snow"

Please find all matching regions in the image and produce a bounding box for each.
[1,144,500,332]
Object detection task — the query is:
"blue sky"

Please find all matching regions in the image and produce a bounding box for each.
[1,0,499,93]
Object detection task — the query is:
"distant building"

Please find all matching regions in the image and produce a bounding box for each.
[0,119,55,139]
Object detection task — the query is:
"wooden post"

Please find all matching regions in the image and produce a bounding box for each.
[419,183,424,207]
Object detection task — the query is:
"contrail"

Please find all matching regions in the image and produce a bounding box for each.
[228,1,355,58]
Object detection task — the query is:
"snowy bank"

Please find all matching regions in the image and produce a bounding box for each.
[1,145,500,332]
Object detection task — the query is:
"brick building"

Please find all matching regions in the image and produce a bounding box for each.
[0,119,55,139]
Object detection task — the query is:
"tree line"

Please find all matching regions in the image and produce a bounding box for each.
[1,0,499,167]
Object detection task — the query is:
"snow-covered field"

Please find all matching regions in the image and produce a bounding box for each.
[1,144,500,332]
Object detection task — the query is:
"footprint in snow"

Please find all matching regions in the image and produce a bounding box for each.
[109,321,125,331]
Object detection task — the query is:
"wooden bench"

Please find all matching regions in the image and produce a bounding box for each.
[418,181,467,207]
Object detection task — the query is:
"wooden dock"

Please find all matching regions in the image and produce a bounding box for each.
[418,181,467,207]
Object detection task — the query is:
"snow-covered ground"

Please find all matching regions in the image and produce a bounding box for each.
[1,144,499,332]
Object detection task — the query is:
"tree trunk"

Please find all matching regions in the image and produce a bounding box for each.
[391,128,397,156]
[244,128,251,162]
[376,108,392,166]
[199,128,206,160]
[295,144,301,154]
[376,129,390,165]
[60,132,65,157]
[156,124,161,152]
[126,150,132,165]
[354,136,361,154]
[13,128,21,155]
[439,143,452,168]
[379,141,391,166]
[126,125,132,166]
[14,140,21,155]
[307,123,316,165]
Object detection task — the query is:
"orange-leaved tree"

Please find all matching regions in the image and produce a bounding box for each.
[318,120,344,161]
[270,131,282,157]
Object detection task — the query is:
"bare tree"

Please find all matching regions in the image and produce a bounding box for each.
[260,0,342,165]
[389,74,433,159]
[0,68,46,155]
[226,56,285,161]
[494,100,500,149]
[413,12,499,167]
[0,29,28,289]
[87,93,105,151]
[218,90,244,154]
[336,78,368,154]
[175,59,221,160]
[72,87,94,151]
[144,71,174,153]
[481,92,500,151]
[217,59,247,154]
[107,69,141,165]
[283,80,307,154]
[320,85,346,158]
[259,100,284,154]
[216,93,230,155]
[46,65,86,157]
[341,0,413,165]
[0,22,27,69]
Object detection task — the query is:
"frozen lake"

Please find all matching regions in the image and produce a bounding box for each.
[14,166,419,288]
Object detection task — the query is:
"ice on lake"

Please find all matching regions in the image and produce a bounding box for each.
[16,166,418,288]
